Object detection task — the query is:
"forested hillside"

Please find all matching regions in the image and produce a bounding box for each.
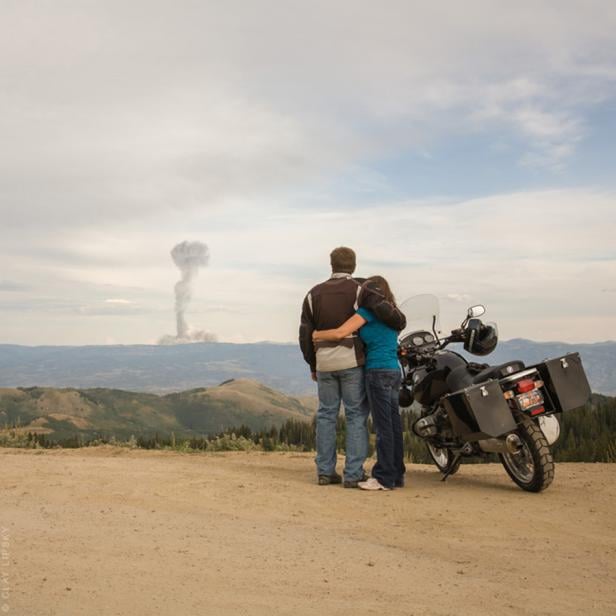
[0,379,313,441]
[5,391,615,463]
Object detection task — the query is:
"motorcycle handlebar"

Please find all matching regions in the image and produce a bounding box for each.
[438,329,465,350]
[398,328,466,356]
[450,328,465,341]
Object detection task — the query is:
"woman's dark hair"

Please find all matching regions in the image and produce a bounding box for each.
[368,275,396,306]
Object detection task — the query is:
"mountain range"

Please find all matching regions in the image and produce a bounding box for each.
[0,339,614,395]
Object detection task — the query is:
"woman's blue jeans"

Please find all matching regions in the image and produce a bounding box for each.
[315,366,369,481]
[365,369,405,488]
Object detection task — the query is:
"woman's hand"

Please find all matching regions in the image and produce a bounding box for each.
[312,330,323,341]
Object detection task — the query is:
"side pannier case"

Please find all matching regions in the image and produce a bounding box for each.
[530,352,591,413]
[442,379,516,441]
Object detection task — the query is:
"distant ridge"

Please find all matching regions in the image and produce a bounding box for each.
[479,339,616,395]
[0,339,614,395]
[0,379,313,440]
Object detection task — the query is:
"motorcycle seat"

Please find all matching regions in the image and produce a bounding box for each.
[445,360,527,393]
[471,360,525,385]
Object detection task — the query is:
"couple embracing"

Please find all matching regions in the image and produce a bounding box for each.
[299,247,407,491]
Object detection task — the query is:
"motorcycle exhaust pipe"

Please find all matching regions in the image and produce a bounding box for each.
[478,434,522,454]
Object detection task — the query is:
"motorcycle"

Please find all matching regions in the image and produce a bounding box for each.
[397,294,591,492]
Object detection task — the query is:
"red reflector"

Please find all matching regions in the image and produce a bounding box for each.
[517,379,536,393]
[531,406,545,416]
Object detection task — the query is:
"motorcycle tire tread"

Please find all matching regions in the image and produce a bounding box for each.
[500,418,554,492]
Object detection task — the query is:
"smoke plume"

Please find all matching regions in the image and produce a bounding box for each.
[158,240,217,345]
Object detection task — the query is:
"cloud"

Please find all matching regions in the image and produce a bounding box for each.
[0,280,30,292]
[1,2,615,344]
[473,101,585,170]
[446,294,472,304]
[3,186,612,344]
[0,297,148,317]
[104,298,134,305]
[1,1,615,232]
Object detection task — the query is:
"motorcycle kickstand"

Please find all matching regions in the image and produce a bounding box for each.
[441,454,462,482]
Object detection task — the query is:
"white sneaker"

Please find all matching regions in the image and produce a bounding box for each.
[358,478,391,491]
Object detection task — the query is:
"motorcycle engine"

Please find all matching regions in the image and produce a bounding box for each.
[413,414,438,438]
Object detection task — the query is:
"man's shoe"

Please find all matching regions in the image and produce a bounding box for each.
[358,478,391,491]
[343,471,369,489]
[318,472,342,486]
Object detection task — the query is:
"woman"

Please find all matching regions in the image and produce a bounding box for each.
[313,276,405,491]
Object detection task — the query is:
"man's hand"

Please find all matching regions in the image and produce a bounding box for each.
[311,371,318,382]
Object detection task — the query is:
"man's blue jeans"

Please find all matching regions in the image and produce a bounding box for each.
[315,366,369,481]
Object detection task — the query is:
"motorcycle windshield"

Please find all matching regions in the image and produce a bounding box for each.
[399,294,441,337]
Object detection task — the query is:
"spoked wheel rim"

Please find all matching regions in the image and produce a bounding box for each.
[501,439,535,484]
[427,443,450,470]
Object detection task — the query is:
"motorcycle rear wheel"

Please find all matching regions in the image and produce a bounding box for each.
[426,443,461,476]
[499,419,554,492]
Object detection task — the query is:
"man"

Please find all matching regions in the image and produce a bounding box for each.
[299,247,406,487]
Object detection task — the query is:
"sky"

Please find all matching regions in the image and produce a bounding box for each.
[1,0,615,346]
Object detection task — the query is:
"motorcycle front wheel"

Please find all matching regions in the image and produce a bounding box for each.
[499,419,554,492]
[427,442,461,476]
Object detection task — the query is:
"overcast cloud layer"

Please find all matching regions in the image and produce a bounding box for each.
[1,1,615,345]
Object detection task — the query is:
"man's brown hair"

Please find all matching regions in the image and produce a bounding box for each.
[330,246,356,274]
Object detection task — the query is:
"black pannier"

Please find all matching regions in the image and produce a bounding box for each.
[530,352,591,413]
[443,379,516,441]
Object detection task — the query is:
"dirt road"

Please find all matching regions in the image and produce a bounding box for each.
[1,447,615,615]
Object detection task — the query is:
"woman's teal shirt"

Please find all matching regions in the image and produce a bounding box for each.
[356,307,400,371]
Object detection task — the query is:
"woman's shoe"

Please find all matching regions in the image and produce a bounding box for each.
[358,478,391,491]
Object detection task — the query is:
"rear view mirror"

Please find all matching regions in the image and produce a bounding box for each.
[467,305,486,318]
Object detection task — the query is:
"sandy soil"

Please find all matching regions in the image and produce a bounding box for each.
[1,448,615,616]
